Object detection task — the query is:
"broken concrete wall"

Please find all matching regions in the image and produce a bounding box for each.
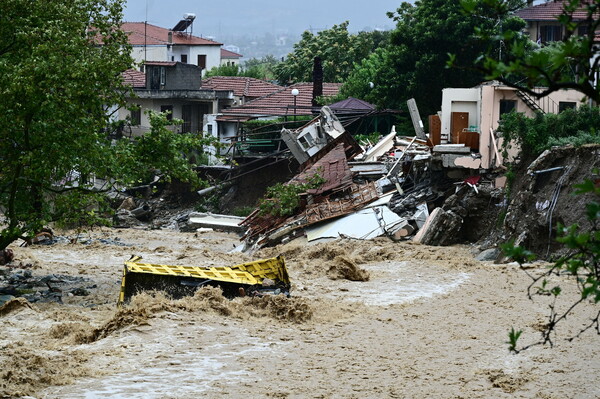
[413,207,463,246]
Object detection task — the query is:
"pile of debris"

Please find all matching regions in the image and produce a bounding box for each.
[239,104,505,250]
[0,266,93,305]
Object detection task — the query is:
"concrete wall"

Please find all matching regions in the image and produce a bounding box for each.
[119,98,212,137]
[188,45,221,75]
[220,58,240,66]
[131,46,168,65]
[131,44,221,75]
[440,88,480,142]
[440,83,587,169]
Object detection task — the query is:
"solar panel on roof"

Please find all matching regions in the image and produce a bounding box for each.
[172,19,193,32]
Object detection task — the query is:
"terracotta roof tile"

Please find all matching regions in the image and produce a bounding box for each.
[329,97,376,112]
[122,69,146,88]
[291,143,353,195]
[515,0,596,21]
[222,82,343,117]
[121,22,222,46]
[202,76,282,98]
[221,48,243,58]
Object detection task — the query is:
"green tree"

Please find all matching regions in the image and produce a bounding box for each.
[113,111,217,188]
[463,0,600,102]
[205,56,280,80]
[342,0,524,116]
[274,22,381,84]
[0,0,134,249]
[204,64,242,77]
[0,1,211,250]
[243,55,280,80]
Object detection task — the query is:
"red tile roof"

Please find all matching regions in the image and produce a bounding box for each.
[121,22,222,46]
[222,82,343,117]
[515,1,596,21]
[329,97,376,112]
[202,76,282,98]
[122,69,146,88]
[221,48,243,58]
[290,143,353,195]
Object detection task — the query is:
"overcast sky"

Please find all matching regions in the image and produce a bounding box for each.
[123,0,404,37]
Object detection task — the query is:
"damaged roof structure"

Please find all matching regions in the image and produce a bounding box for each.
[238,80,589,250]
[239,104,434,249]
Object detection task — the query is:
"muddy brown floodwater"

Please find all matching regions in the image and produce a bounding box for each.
[1,228,599,398]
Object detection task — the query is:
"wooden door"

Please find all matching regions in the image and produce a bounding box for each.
[450,112,469,144]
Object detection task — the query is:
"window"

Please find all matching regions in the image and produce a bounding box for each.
[578,25,589,36]
[197,54,207,69]
[539,25,562,43]
[499,100,517,115]
[559,101,576,112]
[130,107,141,126]
[181,104,192,133]
[159,67,166,86]
[160,105,173,121]
[181,54,188,63]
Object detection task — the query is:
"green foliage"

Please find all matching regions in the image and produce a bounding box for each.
[0,0,133,250]
[114,111,217,189]
[274,22,386,84]
[231,206,255,217]
[342,0,524,115]
[258,172,326,217]
[243,55,280,80]
[464,0,600,103]
[354,132,382,145]
[498,105,600,157]
[52,191,112,230]
[0,0,216,250]
[205,56,281,80]
[204,64,242,77]
[506,327,523,353]
[502,176,600,349]
[341,47,400,109]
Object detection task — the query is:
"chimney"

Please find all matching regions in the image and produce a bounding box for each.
[168,31,173,47]
[312,56,323,108]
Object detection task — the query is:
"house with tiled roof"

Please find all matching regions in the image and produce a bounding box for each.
[201,76,282,106]
[220,82,342,118]
[122,19,230,74]
[516,0,599,43]
[220,48,243,67]
[203,82,342,151]
[118,62,233,138]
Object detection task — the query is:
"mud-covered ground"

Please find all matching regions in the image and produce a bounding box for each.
[1,227,599,399]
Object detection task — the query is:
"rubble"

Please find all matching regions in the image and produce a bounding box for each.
[0,266,92,305]
[238,103,507,249]
[185,212,246,233]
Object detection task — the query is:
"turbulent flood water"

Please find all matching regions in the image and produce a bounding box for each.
[1,229,599,398]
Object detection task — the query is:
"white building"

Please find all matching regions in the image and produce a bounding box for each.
[122,21,223,75]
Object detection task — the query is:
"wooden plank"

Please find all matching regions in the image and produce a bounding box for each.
[428,114,441,145]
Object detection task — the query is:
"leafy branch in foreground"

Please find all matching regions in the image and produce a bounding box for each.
[501,176,600,351]
[463,0,600,103]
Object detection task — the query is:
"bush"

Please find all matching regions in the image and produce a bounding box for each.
[499,105,600,157]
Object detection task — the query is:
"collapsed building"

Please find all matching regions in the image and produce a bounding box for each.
[238,81,588,251]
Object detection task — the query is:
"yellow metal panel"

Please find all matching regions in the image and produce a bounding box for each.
[122,255,289,286]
